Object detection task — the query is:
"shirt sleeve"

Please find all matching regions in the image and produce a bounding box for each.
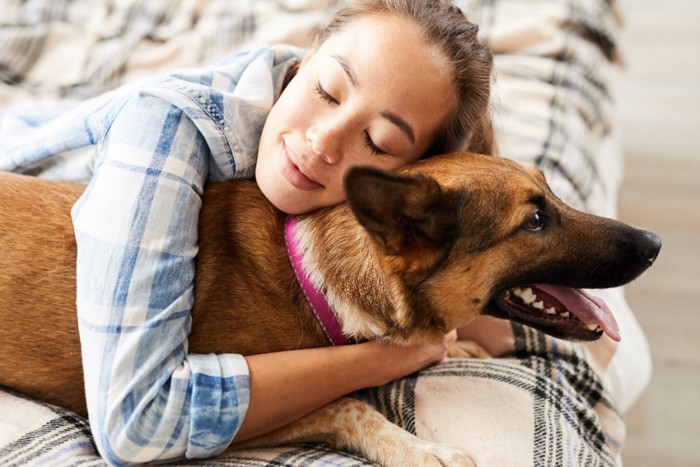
[71,91,250,464]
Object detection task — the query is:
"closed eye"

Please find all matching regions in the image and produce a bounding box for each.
[364,132,385,156]
[314,80,338,105]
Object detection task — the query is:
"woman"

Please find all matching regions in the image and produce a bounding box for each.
[0,0,493,463]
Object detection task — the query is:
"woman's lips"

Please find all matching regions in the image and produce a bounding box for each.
[279,143,323,191]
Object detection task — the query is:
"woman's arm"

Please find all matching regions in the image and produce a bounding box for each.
[73,93,250,464]
[236,333,457,442]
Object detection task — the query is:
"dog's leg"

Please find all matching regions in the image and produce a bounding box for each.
[233,397,475,466]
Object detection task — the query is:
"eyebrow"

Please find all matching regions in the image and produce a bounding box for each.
[332,54,358,87]
[379,110,415,144]
[332,54,416,145]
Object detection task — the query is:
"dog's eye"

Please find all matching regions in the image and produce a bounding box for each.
[525,211,546,231]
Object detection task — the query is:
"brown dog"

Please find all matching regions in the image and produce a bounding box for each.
[0,152,660,466]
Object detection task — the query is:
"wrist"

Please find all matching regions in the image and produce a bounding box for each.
[352,340,430,387]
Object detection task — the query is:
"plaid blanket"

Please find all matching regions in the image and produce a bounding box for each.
[0,0,646,465]
[0,328,624,466]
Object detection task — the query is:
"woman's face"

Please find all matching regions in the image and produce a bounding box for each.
[256,14,456,214]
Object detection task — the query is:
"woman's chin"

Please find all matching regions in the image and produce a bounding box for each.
[258,183,305,215]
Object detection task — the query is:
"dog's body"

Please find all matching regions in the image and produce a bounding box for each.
[0,152,660,466]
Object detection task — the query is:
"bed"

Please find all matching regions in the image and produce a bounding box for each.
[0,0,650,465]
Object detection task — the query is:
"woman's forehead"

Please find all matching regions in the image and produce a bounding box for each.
[316,16,456,143]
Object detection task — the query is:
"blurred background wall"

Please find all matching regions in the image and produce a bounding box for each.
[614,0,700,465]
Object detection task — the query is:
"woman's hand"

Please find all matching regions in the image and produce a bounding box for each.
[363,330,458,386]
[235,330,457,442]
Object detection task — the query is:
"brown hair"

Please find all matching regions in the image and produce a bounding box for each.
[313,0,495,156]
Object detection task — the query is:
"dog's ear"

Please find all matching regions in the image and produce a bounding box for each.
[344,166,462,256]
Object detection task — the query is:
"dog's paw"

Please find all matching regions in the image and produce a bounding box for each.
[354,423,474,467]
[447,339,491,359]
[411,441,476,467]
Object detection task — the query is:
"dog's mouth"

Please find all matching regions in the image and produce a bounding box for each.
[490,284,620,342]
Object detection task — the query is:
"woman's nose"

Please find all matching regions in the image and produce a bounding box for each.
[306,122,341,164]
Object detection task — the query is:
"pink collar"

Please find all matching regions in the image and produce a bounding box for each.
[284,216,350,346]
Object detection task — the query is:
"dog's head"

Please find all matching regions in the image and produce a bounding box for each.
[343,152,661,342]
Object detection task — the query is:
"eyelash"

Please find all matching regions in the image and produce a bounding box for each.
[363,132,384,156]
[313,80,337,105]
[313,80,386,157]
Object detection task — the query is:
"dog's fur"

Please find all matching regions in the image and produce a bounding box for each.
[0,152,660,466]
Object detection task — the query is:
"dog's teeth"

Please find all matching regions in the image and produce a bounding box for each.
[545,307,557,315]
[560,311,570,318]
[586,324,599,331]
[532,301,544,310]
[523,289,536,304]
[516,287,536,304]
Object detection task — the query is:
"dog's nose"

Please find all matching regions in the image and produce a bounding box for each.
[639,230,662,264]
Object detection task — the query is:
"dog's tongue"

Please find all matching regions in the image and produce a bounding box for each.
[534,284,620,341]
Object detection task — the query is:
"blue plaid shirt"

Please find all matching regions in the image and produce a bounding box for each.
[0,45,304,464]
